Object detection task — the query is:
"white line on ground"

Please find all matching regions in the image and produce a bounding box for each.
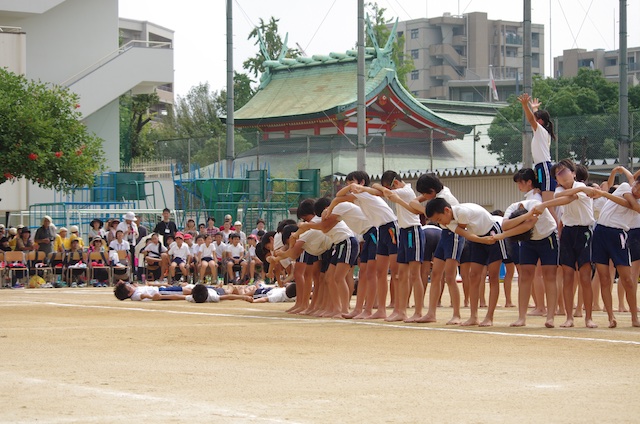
[7,300,640,347]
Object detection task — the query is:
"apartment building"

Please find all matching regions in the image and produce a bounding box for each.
[395,11,544,101]
[0,0,173,211]
[554,47,640,85]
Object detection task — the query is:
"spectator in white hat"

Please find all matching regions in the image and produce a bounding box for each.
[69,225,85,248]
[54,227,69,252]
[234,221,247,246]
[117,212,139,246]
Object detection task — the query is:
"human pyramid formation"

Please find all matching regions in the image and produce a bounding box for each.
[114,94,640,329]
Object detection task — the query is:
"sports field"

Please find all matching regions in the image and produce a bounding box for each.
[1,286,639,423]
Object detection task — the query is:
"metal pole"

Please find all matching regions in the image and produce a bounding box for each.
[554,118,559,162]
[306,135,311,169]
[382,134,385,172]
[226,0,235,176]
[522,0,533,167]
[619,0,629,168]
[356,0,366,172]
[256,131,260,169]
[188,138,191,178]
[429,128,434,171]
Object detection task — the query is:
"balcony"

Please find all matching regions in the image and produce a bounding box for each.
[431,65,462,81]
[452,34,467,46]
[505,34,522,45]
[430,44,467,67]
[427,85,448,99]
[63,40,173,117]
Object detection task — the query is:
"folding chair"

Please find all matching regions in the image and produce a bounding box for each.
[27,251,52,282]
[144,255,162,282]
[65,249,88,286]
[48,252,66,285]
[112,250,131,284]
[4,251,28,287]
[87,251,112,286]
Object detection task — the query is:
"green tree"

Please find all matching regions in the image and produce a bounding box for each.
[243,17,301,81]
[120,92,160,163]
[365,2,414,88]
[0,68,104,190]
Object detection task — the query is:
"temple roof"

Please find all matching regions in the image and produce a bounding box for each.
[231,46,473,140]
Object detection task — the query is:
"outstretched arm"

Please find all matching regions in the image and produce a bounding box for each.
[518,93,538,130]
[386,192,424,215]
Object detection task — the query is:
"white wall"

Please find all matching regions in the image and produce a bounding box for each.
[0,32,26,74]
[83,100,121,171]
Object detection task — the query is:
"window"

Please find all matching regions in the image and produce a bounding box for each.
[411,49,419,59]
[532,32,540,48]
[397,31,404,39]
[532,53,540,68]
[606,58,617,66]
[410,70,419,80]
[578,59,593,68]
[410,28,419,39]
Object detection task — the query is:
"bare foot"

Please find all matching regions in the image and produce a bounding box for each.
[329,312,344,319]
[342,309,362,319]
[385,312,399,322]
[352,310,373,320]
[385,314,407,322]
[528,308,545,316]
[242,295,253,303]
[585,319,598,328]
[632,319,640,327]
[592,304,602,311]
[573,309,583,318]
[609,318,617,328]
[416,314,437,323]
[504,303,515,308]
[479,318,493,327]
[560,319,574,328]
[446,316,462,325]
[461,318,480,326]
[404,314,422,323]
[617,306,629,313]
[479,303,488,308]
[366,310,388,320]
[510,319,526,327]
[545,319,555,328]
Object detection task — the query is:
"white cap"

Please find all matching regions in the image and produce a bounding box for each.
[69,225,79,233]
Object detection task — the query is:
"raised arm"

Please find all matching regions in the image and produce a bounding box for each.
[518,93,538,130]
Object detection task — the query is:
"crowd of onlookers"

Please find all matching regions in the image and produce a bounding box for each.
[0,210,269,288]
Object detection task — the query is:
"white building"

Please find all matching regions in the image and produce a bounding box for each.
[0,0,174,213]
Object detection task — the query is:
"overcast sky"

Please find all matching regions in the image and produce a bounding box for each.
[118,0,640,97]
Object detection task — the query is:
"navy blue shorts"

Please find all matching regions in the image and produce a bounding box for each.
[520,233,559,266]
[592,225,631,266]
[459,239,472,264]
[201,257,214,262]
[559,225,592,269]
[468,223,508,266]
[535,161,557,192]
[397,226,424,264]
[376,221,399,256]
[253,287,273,298]
[627,228,640,262]
[359,226,378,263]
[300,251,319,265]
[504,238,520,264]
[320,249,332,273]
[422,228,441,261]
[330,237,359,266]
[433,229,464,262]
[172,257,184,265]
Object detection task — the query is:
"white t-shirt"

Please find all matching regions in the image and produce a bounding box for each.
[299,229,332,256]
[331,202,372,236]
[351,192,397,227]
[394,184,421,228]
[188,243,199,256]
[186,287,220,303]
[109,239,130,252]
[143,242,167,259]
[524,189,542,201]
[325,220,353,245]
[555,181,595,227]
[116,221,138,244]
[436,186,459,206]
[504,199,556,240]
[273,232,284,251]
[267,287,295,303]
[226,243,245,258]
[168,243,190,261]
[213,241,227,260]
[531,124,552,165]
[199,243,216,259]
[597,183,640,231]
[131,286,159,301]
[447,203,496,236]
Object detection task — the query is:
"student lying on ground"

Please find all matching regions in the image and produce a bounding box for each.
[186,283,253,303]
[113,280,193,301]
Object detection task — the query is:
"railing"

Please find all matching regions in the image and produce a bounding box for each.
[60,40,172,87]
[0,26,23,33]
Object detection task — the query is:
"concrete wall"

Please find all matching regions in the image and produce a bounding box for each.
[0,32,26,74]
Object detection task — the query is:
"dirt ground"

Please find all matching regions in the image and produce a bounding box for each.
[1,285,640,424]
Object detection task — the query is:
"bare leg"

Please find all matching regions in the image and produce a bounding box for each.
[417,257,445,323]
[480,261,501,327]
[529,263,546,316]
[617,265,640,326]
[503,262,516,307]
[405,261,424,322]
[367,254,390,319]
[354,259,377,319]
[591,271,602,311]
[511,265,535,326]
[478,266,487,307]
[387,262,409,322]
[542,264,558,328]
[617,275,628,312]
[460,262,470,307]
[287,261,307,314]
[444,259,462,324]
[560,265,576,327]
[462,263,484,326]
[596,263,617,328]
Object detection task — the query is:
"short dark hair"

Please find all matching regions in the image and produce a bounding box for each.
[550,158,576,179]
[256,230,266,238]
[380,170,399,188]
[163,208,170,213]
[207,216,215,223]
[276,219,296,233]
[512,168,539,189]
[416,173,443,195]
[285,283,297,299]
[281,224,299,245]
[114,282,131,300]
[313,197,331,217]
[425,198,451,218]
[261,230,276,247]
[575,164,589,183]
[256,218,265,225]
[345,171,370,186]
[491,210,504,217]
[191,284,209,303]
[230,233,240,240]
[506,208,534,241]
[255,242,267,263]
[296,198,316,220]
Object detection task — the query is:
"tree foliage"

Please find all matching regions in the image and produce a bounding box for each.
[365,2,414,89]
[120,92,160,164]
[486,69,626,165]
[0,68,104,190]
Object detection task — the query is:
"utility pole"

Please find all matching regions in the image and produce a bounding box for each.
[226,0,235,177]
[522,0,533,167]
[356,0,366,172]
[619,0,629,168]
